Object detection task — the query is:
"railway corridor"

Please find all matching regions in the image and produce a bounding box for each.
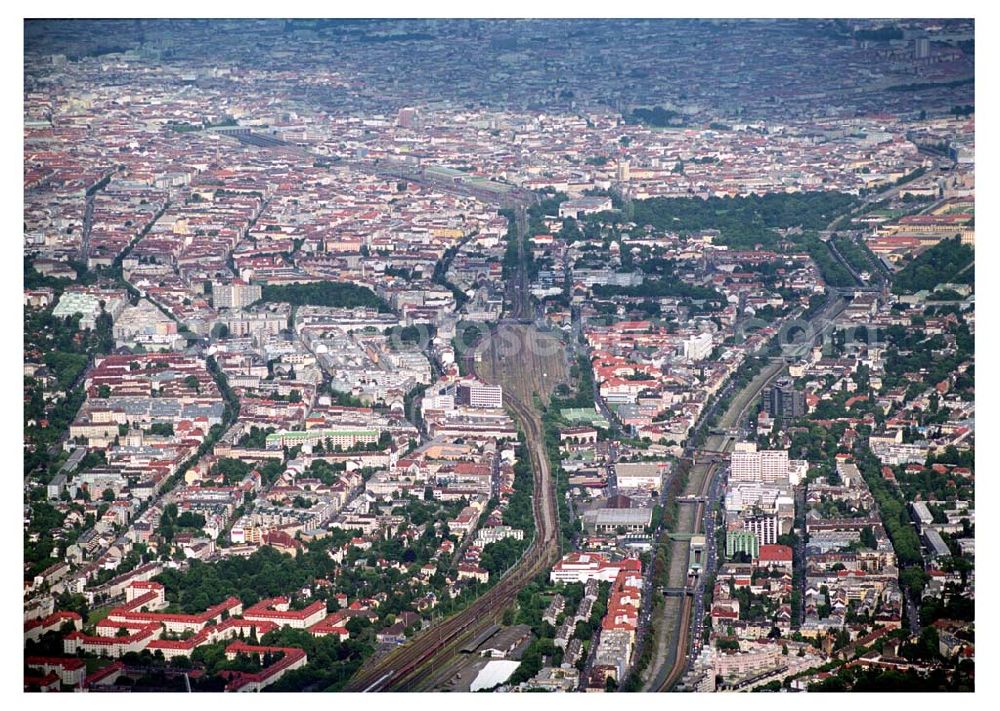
[645,362,787,691]
[346,324,566,691]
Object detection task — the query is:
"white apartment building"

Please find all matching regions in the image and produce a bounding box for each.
[474,525,524,547]
[682,332,714,362]
[730,442,789,483]
[742,512,780,546]
[457,380,503,409]
[212,280,262,310]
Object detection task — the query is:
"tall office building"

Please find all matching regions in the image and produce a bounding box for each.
[765,377,806,423]
[617,159,630,182]
[397,107,418,128]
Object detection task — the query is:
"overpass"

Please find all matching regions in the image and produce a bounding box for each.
[831,286,882,296]
[686,450,728,459]
[206,125,252,136]
[667,532,700,542]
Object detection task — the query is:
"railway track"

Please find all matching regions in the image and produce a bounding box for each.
[655,362,788,691]
[654,298,851,691]
[344,383,558,691]
[345,203,557,693]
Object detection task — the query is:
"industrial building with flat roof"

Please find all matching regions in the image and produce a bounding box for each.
[581,507,652,534]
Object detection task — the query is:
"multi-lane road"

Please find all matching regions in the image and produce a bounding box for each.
[645,290,851,691]
[646,361,788,691]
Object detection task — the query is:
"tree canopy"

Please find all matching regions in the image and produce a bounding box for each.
[258,281,390,311]
[892,237,974,294]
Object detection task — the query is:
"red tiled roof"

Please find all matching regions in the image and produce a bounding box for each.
[84,661,124,686]
[222,642,307,692]
[758,544,794,562]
